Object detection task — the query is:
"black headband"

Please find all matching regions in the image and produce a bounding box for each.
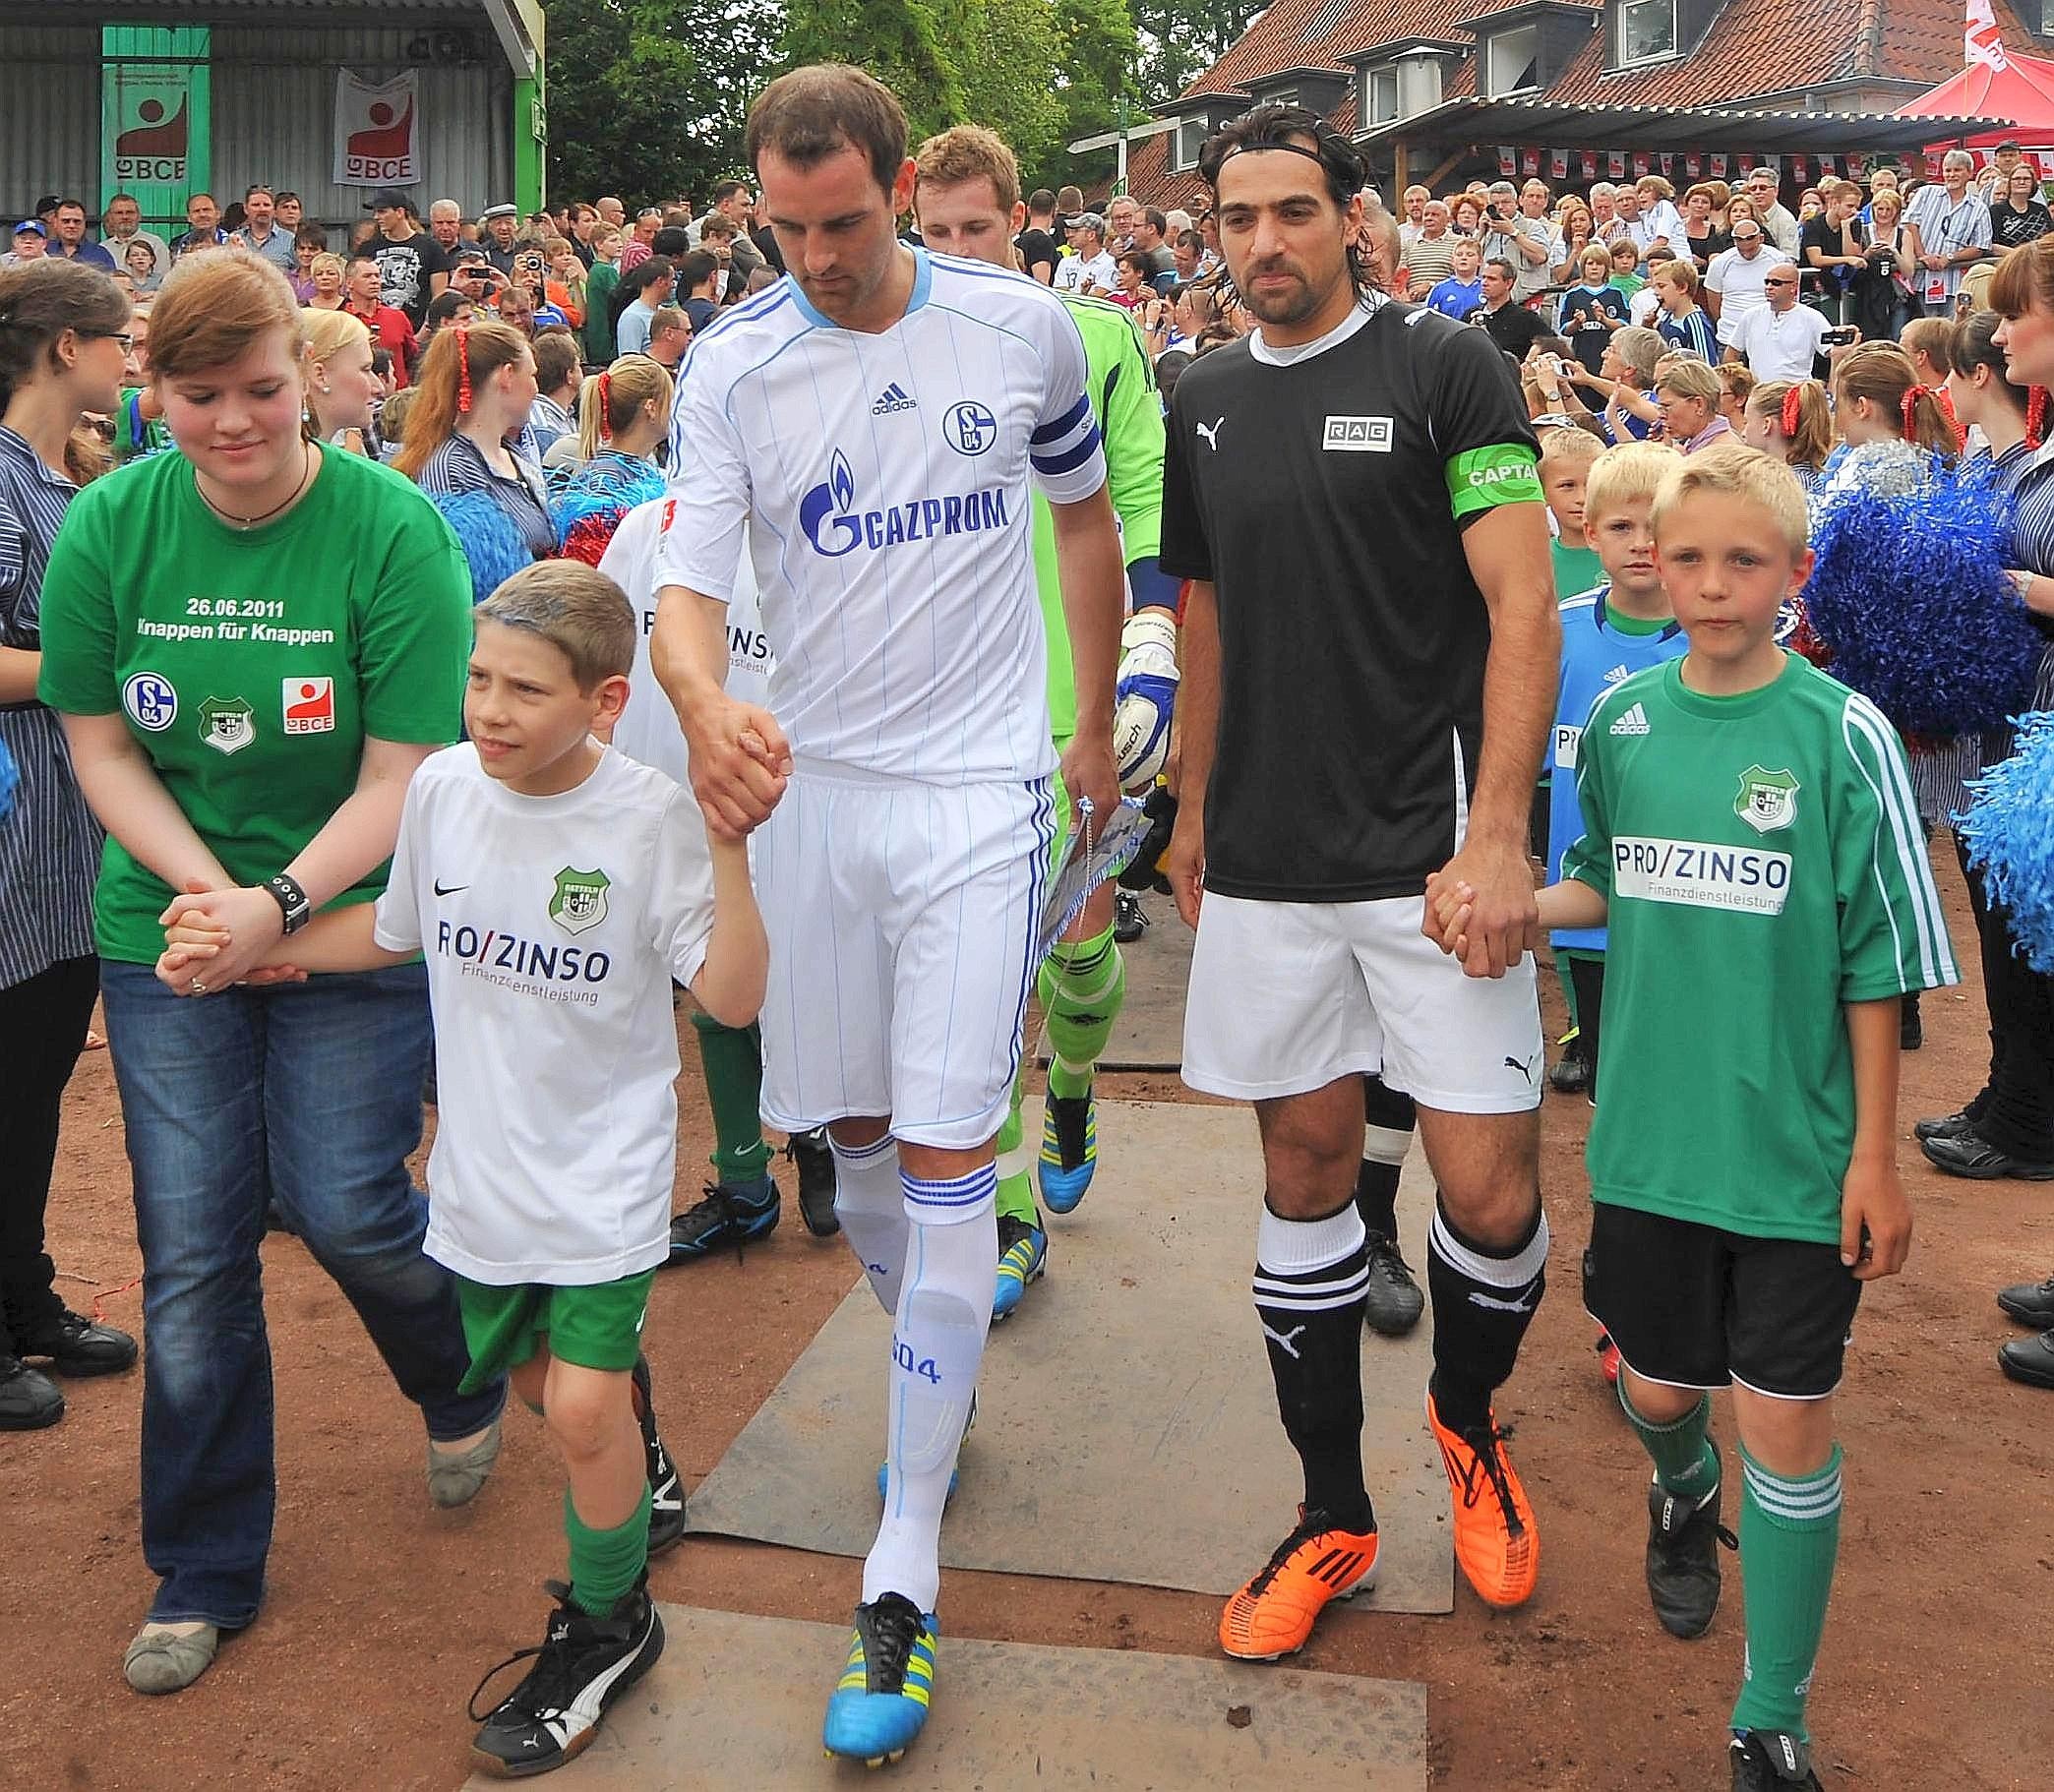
[1213,140,1331,173]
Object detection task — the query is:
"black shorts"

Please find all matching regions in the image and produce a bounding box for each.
[1582,1203,1861,1399]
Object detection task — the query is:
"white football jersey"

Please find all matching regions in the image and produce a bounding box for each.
[603,497,772,787]
[655,250,1106,784]
[374,744,715,1284]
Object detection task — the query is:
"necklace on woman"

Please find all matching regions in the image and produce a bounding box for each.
[196,440,315,531]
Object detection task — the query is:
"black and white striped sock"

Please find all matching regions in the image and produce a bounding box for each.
[1254,1199,1375,1532]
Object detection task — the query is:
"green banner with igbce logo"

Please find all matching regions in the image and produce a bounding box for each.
[101,26,211,240]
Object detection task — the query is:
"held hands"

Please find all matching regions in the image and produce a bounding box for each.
[1421,843,1543,977]
[153,880,306,994]
[686,698,792,842]
[1840,1156,1912,1281]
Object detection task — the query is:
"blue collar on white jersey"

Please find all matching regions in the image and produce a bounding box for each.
[783,244,935,331]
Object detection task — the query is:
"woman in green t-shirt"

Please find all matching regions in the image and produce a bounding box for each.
[35,249,507,1697]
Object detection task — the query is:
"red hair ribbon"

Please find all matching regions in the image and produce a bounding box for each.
[454,326,472,415]
[1781,384,1803,439]
[597,371,613,442]
[2029,386,2048,451]
[1903,382,1960,452]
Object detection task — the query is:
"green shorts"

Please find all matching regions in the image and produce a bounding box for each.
[455,1271,654,1395]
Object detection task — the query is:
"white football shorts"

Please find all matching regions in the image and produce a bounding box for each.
[755,761,1058,1149]
[1181,891,1543,1113]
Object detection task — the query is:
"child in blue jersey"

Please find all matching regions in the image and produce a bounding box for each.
[1546,441,1688,1114]
[1424,236,1484,319]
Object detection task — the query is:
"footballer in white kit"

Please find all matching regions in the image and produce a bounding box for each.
[650,64,1127,1768]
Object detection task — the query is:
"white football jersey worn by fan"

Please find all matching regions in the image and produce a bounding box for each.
[374,744,716,1285]
[656,249,1107,784]
[603,497,773,787]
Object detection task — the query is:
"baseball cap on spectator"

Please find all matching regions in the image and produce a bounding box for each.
[479,204,519,225]
[363,188,414,212]
[33,196,58,218]
[1071,211,1106,234]
[14,219,47,238]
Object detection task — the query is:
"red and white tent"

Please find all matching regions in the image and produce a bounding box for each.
[1898,0,2054,164]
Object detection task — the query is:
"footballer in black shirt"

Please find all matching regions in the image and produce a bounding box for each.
[1159,103,1558,1653]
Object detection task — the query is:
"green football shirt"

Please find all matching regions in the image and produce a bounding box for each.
[1031,292,1165,744]
[37,445,473,963]
[1562,652,1958,1243]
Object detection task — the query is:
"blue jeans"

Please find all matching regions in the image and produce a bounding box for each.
[100,959,506,1627]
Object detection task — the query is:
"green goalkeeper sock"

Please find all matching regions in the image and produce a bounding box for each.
[994,1074,1038,1226]
[1038,926,1123,1102]
[566,1481,652,1617]
[1730,1444,1843,1742]
[689,1010,772,1184]
[1618,1382,1720,1496]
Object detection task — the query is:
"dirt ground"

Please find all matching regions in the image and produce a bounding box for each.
[7,851,2052,1792]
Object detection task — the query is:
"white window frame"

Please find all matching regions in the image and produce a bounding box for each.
[1365,63,1399,124]
[1484,24,1540,95]
[1174,116,1206,172]
[1617,0,1678,65]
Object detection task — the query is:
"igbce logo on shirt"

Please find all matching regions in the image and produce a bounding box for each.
[799,448,1009,559]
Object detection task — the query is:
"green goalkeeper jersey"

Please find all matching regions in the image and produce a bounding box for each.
[1032,293,1165,743]
[1562,652,1958,1244]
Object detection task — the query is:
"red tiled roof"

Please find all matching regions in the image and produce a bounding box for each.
[1187,0,1488,96]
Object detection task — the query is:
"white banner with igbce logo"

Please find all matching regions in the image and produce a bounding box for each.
[334,69,419,187]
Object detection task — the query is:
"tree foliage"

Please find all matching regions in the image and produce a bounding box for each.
[543,0,784,208]
[544,0,1146,207]
[1130,0,1265,107]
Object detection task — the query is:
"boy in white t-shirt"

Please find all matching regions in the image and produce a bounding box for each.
[157,563,767,1778]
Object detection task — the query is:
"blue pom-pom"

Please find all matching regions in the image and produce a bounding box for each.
[426,489,534,604]
[1800,460,2040,738]
[1962,710,2054,972]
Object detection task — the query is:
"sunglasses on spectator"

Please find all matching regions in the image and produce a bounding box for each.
[1763,276,1796,287]
[1732,230,1763,242]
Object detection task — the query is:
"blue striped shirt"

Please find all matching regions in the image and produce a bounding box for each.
[1655,305,1718,364]
[0,427,102,986]
[2006,438,2054,726]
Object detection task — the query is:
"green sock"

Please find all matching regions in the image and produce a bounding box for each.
[1039,926,1123,1102]
[566,1481,652,1617]
[1730,1444,1843,1742]
[994,1073,1037,1226]
[1553,951,1578,1031]
[1618,1382,1720,1496]
[689,1011,772,1184]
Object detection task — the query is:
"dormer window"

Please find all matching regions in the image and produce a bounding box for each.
[1617,0,1677,63]
[1173,116,1207,171]
[1484,24,1540,93]
[1365,64,1400,124]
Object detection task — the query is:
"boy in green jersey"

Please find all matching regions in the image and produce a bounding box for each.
[1433,447,1957,1792]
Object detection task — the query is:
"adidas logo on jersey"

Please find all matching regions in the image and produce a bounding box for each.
[871,382,918,415]
[1602,663,1631,685]
[1609,702,1651,737]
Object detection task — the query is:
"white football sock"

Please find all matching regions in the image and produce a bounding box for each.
[830,1133,906,1316]
[864,1165,997,1611]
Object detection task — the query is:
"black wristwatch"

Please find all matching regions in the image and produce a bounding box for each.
[264,872,313,935]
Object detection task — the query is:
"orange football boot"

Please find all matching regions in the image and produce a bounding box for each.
[1218,1505,1379,1660]
[1427,1390,1540,1608]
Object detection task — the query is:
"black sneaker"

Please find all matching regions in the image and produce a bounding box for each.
[14,1307,137,1377]
[1645,1472,1733,1639]
[1921,1124,2054,1181]
[1915,1101,1984,1141]
[666,1176,780,1265]
[1113,888,1148,944]
[1997,1275,2054,1329]
[631,1356,687,1555]
[1998,1328,2054,1388]
[1547,1030,1589,1096]
[469,1579,665,1777]
[787,1128,839,1237]
[1729,1729,1824,1790]
[1361,1231,1425,1338]
[1900,990,1923,1051]
[0,1354,65,1430]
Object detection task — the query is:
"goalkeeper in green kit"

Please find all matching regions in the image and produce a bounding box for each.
[1431,447,1957,1792]
[912,125,1181,1317]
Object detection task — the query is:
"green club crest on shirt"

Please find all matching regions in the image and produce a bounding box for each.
[549,866,611,935]
[1735,765,1800,834]
[198,694,255,756]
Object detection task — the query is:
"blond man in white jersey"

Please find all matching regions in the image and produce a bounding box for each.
[651,64,1125,1766]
